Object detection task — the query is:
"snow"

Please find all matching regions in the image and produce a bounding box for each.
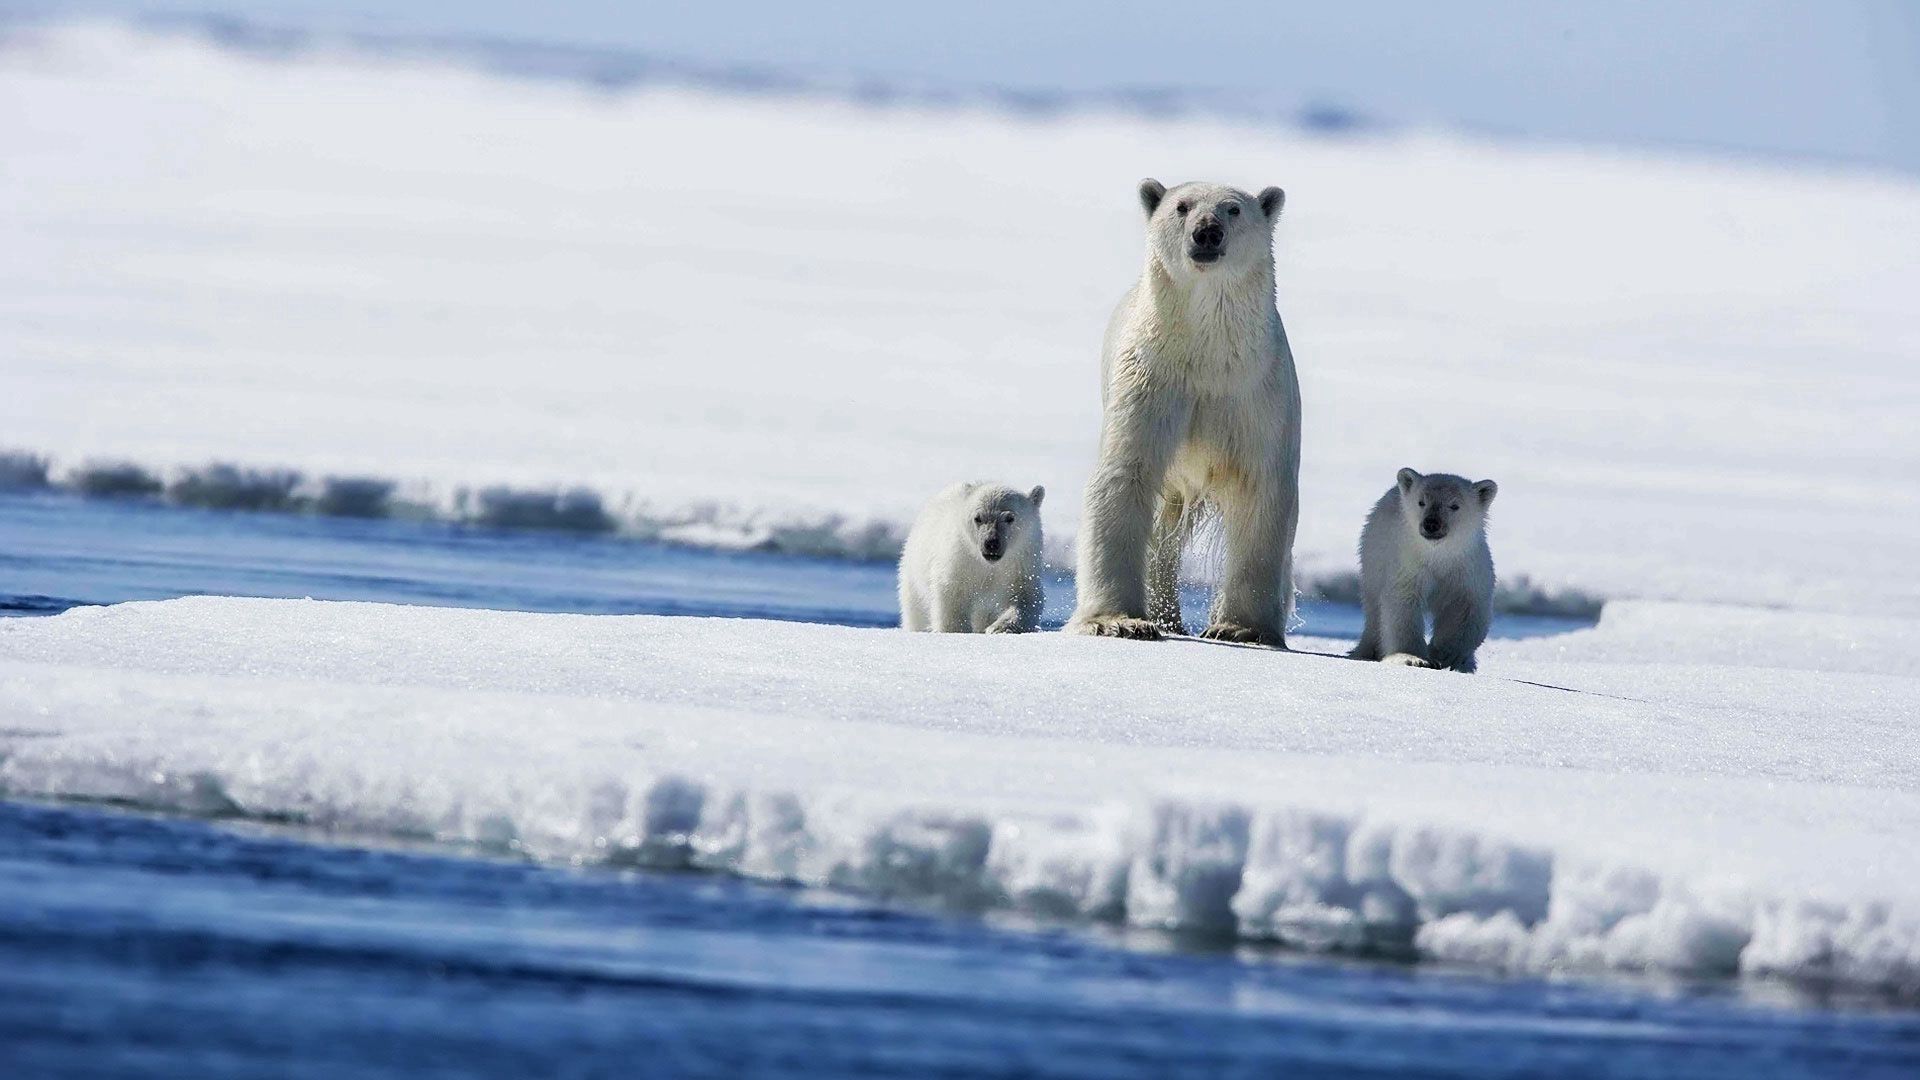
[4,22,1920,613]
[2,595,1917,993]
[1,19,1917,997]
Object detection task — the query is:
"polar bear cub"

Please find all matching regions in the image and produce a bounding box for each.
[898,482,1046,633]
[1351,468,1498,672]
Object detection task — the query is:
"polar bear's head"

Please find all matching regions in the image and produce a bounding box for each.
[965,484,1045,564]
[1137,179,1285,281]
[1396,468,1497,544]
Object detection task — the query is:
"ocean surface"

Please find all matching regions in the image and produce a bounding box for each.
[2,491,1916,1078]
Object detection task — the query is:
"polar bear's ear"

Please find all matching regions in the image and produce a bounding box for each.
[1396,467,1422,495]
[1258,186,1286,219]
[1473,479,1498,505]
[1138,178,1167,217]
[1028,485,1046,507]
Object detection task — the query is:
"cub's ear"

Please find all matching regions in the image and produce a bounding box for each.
[1138,178,1167,217]
[1258,186,1286,218]
[1028,485,1045,507]
[1396,467,1422,495]
[1473,479,1498,505]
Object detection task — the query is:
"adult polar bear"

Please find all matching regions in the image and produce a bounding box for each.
[1066,179,1300,647]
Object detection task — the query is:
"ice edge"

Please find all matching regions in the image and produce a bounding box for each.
[5,761,1912,998]
[0,449,1605,618]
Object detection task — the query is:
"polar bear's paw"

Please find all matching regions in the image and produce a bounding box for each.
[1379,652,1434,668]
[982,610,1030,635]
[1199,623,1286,649]
[1066,615,1165,641]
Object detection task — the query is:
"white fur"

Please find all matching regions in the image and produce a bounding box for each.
[1066,179,1301,646]
[1351,469,1499,673]
[898,481,1046,634]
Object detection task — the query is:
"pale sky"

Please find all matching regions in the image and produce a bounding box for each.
[12,0,1919,172]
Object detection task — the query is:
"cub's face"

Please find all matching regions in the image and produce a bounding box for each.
[1396,468,1498,544]
[1138,179,1285,281]
[967,485,1045,564]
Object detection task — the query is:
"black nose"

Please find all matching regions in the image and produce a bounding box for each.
[1192,219,1224,248]
[982,539,1003,560]
[1420,518,1445,537]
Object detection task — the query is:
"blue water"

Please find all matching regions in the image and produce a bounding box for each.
[5,800,1917,1079]
[0,491,1593,639]
[2,491,1915,1077]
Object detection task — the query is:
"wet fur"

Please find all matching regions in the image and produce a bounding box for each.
[898,481,1045,634]
[1068,180,1301,647]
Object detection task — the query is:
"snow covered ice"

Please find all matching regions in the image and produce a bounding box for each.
[2,20,1919,998]
[4,22,1919,612]
[2,596,1917,994]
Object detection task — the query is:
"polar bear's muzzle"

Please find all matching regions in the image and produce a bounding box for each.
[981,534,1005,562]
[1188,216,1226,264]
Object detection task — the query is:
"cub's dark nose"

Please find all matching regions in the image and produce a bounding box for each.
[982,538,1003,561]
[1190,217,1225,261]
[1420,518,1447,540]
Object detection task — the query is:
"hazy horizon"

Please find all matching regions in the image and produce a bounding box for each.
[7,0,1919,174]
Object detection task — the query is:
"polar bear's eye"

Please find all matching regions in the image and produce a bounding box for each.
[1175,201,1191,215]
[1418,499,1426,507]
[1001,511,1015,524]
[1450,504,1460,511]
[974,514,987,524]
[1226,205,1240,217]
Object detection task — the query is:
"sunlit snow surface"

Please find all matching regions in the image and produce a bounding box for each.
[2,22,1918,611]
[1,596,1915,995]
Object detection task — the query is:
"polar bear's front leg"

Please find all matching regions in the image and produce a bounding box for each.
[983,575,1043,634]
[1374,580,1430,665]
[1205,469,1297,649]
[1425,580,1490,673]
[928,596,973,634]
[1145,492,1192,634]
[899,581,930,632]
[1067,382,1183,641]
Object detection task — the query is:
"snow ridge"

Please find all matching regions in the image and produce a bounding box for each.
[1,448,905,558]
[6,747,1911,994]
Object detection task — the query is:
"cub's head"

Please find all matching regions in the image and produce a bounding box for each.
[965,484,1045,564]
[1137,179,1285,281]
[1396,468,1497,544]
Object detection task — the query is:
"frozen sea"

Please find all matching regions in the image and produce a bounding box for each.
[1,491,1916,1077]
